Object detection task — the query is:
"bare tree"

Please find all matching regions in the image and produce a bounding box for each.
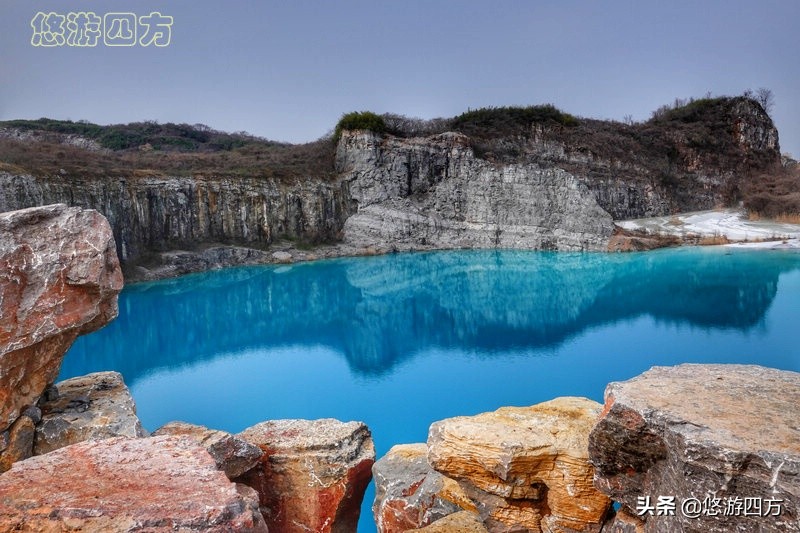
[755,88,775,116]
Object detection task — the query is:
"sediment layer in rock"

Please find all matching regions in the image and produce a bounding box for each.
[428,397,611,532]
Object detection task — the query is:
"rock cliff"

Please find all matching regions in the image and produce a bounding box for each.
[0,96,781,278]
[0,173,352,269]
[337,131,614,251]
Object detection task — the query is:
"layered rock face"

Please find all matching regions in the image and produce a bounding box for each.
[407,510,489,532]
[338,132,614,251]
[427,397,612,533]
[0,435,268,532]
[237,418,375,533]
[35,371,146,455]
[0,204,122,470]
[373,443,476,533]
[0,173,352,266]
[589,364,800,533]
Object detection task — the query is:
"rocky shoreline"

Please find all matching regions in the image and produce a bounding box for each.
[2,205,798,532]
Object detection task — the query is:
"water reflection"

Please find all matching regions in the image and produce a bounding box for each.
[62,248,800,383]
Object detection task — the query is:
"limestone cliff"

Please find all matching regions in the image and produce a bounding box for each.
[337,131,614,251]
[0,173,352,265]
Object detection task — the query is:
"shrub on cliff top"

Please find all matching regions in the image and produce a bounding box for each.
[649,97,729,123]
[453,105,580,134]
[334,112,387,140]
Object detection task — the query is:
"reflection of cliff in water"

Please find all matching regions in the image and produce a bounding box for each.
[61,249,800,382]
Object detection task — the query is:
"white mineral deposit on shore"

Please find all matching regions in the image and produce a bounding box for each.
[619,208,800,249]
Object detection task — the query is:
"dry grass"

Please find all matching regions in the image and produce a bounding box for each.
[775,213,800,224]
[697,235,731,246]
[0,136,337,181]
[743,164,800,219]
[748,212,800,225]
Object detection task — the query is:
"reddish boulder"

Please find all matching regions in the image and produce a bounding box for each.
[237,418,375,533]
[0,435,267,531]
[0,204,122,448]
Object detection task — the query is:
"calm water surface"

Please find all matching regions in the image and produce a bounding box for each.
[61,247,800,532]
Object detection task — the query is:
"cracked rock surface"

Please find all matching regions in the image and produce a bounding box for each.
[589,364,800,533]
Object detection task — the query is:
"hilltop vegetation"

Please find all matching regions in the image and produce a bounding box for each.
[0,119,336,181]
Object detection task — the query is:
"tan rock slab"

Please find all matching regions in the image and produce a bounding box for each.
[589,364,800,533]
[407,510,489,532]
[428,397,611,532]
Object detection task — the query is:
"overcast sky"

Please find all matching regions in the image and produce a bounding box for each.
[2,1,798,156]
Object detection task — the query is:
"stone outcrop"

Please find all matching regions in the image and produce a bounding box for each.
[0,173,352,270]
[0,413,36,472]
[34,371,146,455]
[237,418,375,533]
[428,397,611,533]
[0,435,267,531]
[589,364,800,533]
[338,132,614,252]
[0,204,122,470]
[373,443,476,533]
[407,510,489,532]
[154,421,262,479]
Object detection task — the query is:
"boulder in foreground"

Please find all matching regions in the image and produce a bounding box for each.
[237,418,375,533]
[35,370,146,455]
[589,364,800,533]
[0,435,267,531]
[0,204,122,470]
[373,443,476,533]
[428,397,611,533]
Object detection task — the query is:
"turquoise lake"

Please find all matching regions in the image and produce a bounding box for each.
[60,247,800,532]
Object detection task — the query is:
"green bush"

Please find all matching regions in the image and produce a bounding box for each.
[334,111,387,139]
[453,104,579,133]
[649,97,728,123]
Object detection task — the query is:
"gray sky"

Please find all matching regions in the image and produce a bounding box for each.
[2,1,798,156]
